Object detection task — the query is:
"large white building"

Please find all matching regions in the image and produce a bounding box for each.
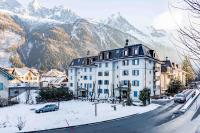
[68,42,161,101]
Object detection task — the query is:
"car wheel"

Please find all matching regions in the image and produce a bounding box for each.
[40,110,43,113]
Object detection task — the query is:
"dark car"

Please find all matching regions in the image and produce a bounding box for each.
[35,104,59,113]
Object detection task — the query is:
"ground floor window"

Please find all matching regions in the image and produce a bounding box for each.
[70,83,73,87]
[0,83,3,90]
[89,91,93,96]
[98,89,103,93]
[89,83,92,88]
[104,89,109,94]
[134,91,138,97]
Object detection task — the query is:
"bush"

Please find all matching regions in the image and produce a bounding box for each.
[36,87,73,103]
[139,88,151,106]
[0,98,8,107]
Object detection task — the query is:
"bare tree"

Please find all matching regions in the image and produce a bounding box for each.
[91,81,96,102]
[171,0,200,75]
[16,117,26,131]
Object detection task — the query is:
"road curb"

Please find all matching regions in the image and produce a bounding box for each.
[187,91,200,110]
[23,113,140,133]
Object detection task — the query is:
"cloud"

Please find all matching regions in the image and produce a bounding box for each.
[152,10,184,30]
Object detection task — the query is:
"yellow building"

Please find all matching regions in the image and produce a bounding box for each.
[160,59,186,94]
[7,68,40,87]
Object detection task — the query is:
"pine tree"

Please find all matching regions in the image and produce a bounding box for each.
[182,56,195,84]
[167,78,183,95]
[139,88,151,106]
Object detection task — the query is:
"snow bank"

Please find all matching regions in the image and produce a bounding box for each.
[180,89,200,112]
[0,100,159,133]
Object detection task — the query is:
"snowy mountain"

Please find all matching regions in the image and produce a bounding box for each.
[103,13,178,61]
[0,0,179,70]
[28,0,79,23]
[0,0,24,13]
[104,13,147,37]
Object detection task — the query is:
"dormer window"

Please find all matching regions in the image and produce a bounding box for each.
[133,47,139,55]
[116,50,119,54]
[86,58,90,65]
[100,53,103,60]
[106,52,110,59]
[124,50,128,56]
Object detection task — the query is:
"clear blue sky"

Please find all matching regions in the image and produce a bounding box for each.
[18,0,170,28]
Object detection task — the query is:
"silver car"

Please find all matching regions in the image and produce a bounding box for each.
[174,93,186,103]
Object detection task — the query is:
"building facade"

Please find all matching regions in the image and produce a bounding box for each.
[7,68,40,87]
[160,58,186,94]
[0,67,14,100]
[68,43,161,101]
[40,69,68,88]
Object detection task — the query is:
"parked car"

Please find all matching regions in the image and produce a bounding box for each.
[35,104,59,113]
[174,93,186,103]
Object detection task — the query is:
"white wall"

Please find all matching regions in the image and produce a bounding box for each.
[0,74,9,99]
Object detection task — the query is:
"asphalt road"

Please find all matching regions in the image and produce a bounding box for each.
[31,100,186,133]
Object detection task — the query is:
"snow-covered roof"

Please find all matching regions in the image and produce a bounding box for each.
[49,77,67,84]
[42,69,66,77]
[13,68,39,76]
[14,68,29,76]
[41,76,67,85]
[0,67,14,80]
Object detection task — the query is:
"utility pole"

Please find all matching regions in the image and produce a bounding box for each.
[76,82,79,99]
[87,83,89,100]
[145,58,147,88]
[93,102,99,117]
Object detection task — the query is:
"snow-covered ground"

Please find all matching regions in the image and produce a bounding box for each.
[180,89,200,111]
[0,100,159,133]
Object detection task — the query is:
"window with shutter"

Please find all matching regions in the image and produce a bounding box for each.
[0,83,3,91]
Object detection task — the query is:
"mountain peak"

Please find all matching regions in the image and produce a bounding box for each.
[29,0,43,11]
[107,12,127,24]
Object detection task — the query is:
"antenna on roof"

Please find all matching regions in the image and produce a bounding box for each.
[125,39,129,46]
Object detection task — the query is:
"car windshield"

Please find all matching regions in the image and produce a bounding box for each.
[176,94,184,97]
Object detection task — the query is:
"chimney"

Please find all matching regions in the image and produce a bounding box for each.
[87,50,90,56]
[125,39,129,46]
[165,56,168,61]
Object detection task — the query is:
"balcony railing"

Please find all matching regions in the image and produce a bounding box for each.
[9,83,39,88]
